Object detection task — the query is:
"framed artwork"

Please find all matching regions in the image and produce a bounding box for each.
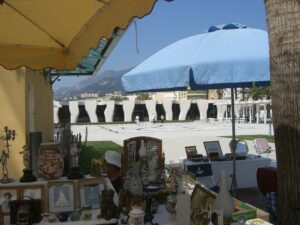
[203,141,223,158]
[190,184,218,225]
[19,184,46,212]
[0,187,18,214]
[78,177,104,209]
[48,181,75,213]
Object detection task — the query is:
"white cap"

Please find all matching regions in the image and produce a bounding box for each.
[104,151,121,168]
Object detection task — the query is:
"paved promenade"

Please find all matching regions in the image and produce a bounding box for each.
[71,121,276,166]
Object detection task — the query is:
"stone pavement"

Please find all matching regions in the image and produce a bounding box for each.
[71,121,276,166]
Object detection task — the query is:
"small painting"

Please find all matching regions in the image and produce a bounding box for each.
[78,177,104,209]
[0,188,18,213]
[48,181,75,213]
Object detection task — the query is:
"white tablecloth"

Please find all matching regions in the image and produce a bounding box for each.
[186,155,271,189]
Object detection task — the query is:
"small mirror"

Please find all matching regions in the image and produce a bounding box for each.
[122,136,164,184]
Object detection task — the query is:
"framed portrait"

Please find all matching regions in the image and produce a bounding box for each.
[78,177,104,209]
[48,181,75,213]
[0,187,18,214]
[203,141,223,158]
[19,184,46,212]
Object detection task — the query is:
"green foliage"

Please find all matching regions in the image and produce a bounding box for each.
[79,141,123,174]
[242,86,271,100]
[136,92,151,101]
[221,135,274,143]
[109,95,129,101]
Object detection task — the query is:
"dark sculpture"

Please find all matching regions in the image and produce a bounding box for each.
[98,189,119,220]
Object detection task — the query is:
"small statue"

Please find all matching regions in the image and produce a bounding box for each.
[19,145,30,169]
[0,150,9,179]
[0,126,16,183]
[70,143,80,167]
[98,189,119,220]
[19,145,37,182]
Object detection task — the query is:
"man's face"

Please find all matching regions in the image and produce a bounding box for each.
[103,161,114,178]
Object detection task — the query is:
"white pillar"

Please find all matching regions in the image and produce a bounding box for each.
[123,100,135,122]
[145,100,157,122]
[242,105,245,122]
[263,103,267,124]
[234,103,241,121]
[216,104,227,121]
[104,101,115,122]
[196,100,209,120]
[179,100,191,120]
[225,104,228,120]
[53,101,61,124]
[69,101,79,123]
[163,99,173,121]
[84,100,98,123]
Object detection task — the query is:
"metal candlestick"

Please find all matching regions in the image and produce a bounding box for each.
[0,126,16,183]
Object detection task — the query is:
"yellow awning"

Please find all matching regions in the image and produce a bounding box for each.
[0,0,157,70]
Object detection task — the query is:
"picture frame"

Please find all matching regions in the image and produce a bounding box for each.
[123,136,164,181]
[0,187,19,214]
[48,180,75,213]
[203,141,223,158]
[190,184,218,225]
[19,184,46,212]
[78,177,104,209]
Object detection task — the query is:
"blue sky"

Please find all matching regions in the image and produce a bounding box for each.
[53,0,267,91]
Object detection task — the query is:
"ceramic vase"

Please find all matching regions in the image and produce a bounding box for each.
[38,142,64,179]
[212,169,235,219]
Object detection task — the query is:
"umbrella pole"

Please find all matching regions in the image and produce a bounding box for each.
[230,87,237,197]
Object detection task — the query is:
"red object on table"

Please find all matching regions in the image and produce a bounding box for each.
[256,167,278,196]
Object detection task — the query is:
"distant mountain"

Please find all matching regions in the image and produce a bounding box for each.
[54,68,132,100]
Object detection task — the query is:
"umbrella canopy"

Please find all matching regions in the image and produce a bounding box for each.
[0,0,157,70]
[122,23,270,92]
[122,23,270,195]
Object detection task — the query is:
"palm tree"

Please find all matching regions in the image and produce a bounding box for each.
[265,1,300,224]
[242,86,271,100]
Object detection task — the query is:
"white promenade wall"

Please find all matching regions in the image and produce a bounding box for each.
[145,100,157,122]
[196,100,209,120]
[69,101,79,123]
[85,100,98,123]
[53,101,61,124]
[163,99,173,121]
[123,100,135,122]
[104,101,115,122]
[179,99,191,120]
[55,99,271,124]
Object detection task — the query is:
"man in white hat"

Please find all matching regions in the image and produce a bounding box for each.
[104,150,123,193]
